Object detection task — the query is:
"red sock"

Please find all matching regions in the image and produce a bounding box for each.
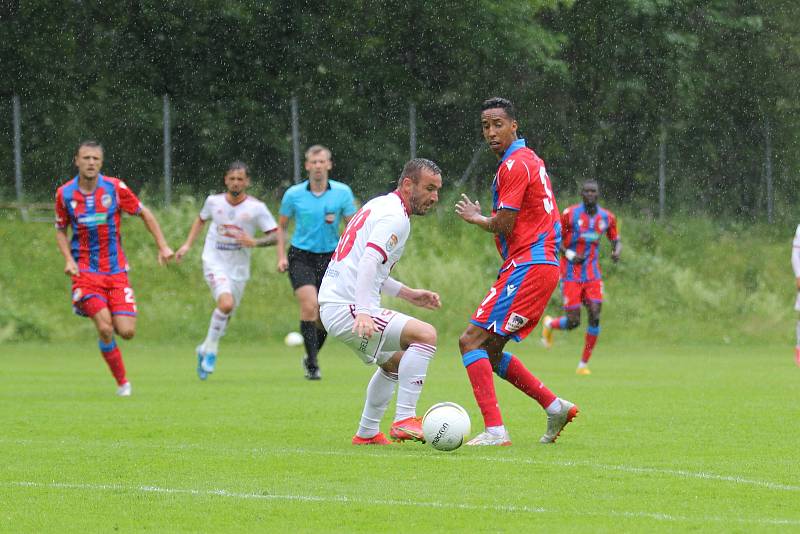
[100,340,127,386]
[464,353,503,427]
[502,354,557,409]
[582,331,599,363]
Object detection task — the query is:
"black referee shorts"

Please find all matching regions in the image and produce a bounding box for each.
[287,246,333,291]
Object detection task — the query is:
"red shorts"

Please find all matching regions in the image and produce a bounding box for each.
[561,279,603,309]
[71,272,137,318]
[470,263,559,342]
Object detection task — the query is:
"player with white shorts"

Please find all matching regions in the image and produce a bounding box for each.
[176,161,278,379]
[319,158,443,445]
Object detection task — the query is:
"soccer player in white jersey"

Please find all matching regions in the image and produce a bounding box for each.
[792,224,800,366]
[176,161,278,379]
[319,158,442,445]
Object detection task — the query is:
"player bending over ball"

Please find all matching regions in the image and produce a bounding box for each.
[455,97,578,446]
[540,179,621,375]
[175,161,278,380]
[319,159,442,445]
[55,140,174,396]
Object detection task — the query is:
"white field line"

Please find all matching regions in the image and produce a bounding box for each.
[4,437,800,493]
[6,480,800,527]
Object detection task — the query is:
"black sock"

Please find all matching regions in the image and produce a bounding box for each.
[316,327,328,352]
[300,321,318,369]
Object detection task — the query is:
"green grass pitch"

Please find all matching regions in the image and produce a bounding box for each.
[2,338,799,532]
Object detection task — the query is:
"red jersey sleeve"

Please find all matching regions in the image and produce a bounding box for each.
[54,188,69,229]
[117,181,142,215]
[605,210,619,241]
[495,160,531,211]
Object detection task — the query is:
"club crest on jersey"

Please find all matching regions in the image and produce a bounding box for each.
[504,312,529,333]
[325,213,336,224]
[101,194,112,208]
[505,159,515,171]
[385,234,399,252]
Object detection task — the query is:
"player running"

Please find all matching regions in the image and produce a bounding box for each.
[55,140,174,396]
[319,158,442,445]
[792,223,800,366]
[540,179,621,375]
[455,97,578,446]
[175,161,278,380]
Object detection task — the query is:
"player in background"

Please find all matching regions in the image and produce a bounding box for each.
[455,97,578,446]
[277,145,357,380]
[55,140,174,396]
[319,158,442,445]
[175,161,278,380]
[792,224,800,366]
[540,179,621,375]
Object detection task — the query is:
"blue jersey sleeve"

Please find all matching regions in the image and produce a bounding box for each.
[341,186,357,217]
[279,188,295,218]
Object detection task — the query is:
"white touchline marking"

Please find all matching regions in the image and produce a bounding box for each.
[7,481,800,526]
[4,437,799,493]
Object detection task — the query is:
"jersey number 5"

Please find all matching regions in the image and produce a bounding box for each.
[540,166,554,214]
[332,208,371,261]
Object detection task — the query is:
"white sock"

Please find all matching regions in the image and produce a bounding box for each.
[577,361,588,369]
[545,398,562,415]
[487,425,506,437]
[202,308,230,354]
[357,369,397,438]
[394,342,436,422]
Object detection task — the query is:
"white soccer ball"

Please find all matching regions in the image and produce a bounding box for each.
[422,402,471,451]
[284,331,304,347]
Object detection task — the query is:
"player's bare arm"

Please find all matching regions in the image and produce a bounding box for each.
[139,206,174,265]
[397,286,441,310]
[455,194,517,237]
[611,239,622,263]
[276,215,290,272]
[175,216,206,262]
[236,230,278,248]
[55,228,79,276]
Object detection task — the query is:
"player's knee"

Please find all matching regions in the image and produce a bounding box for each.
[588,317,600,328]
[97,324,115,342]
[413,323,437,348]
[458,331,480,354]
[117,327,136,340]
[217,296,236,314]
[567,316,581,329]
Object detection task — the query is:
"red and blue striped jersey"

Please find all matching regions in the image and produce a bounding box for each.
[55,175,143,274]
[560,203,619,282]
[491,139,561,271]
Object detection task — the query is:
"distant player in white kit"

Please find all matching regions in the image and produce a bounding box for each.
[793,224,800,366]
[176,161,278,379]
[319,158,443,445]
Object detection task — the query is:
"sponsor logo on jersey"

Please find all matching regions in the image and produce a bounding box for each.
[119,181,129,190]
[581,231,600,242]
[476,307,484,317]
[597,220,606,232]
[76,213,107,226]
[504,312,529,333]
[505,159,515,171]
[101,194,112,208]
[385,234,398,252]
[506,284,517,297]
[70,200,78,210]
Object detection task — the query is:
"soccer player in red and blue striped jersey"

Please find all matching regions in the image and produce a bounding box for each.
[455,97,578,446]
[541,179,621,375]
[54,141,174,396]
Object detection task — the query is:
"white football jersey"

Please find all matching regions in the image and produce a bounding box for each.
[200,193,277,281]
[792,224,800,278]
[318,191,411,309]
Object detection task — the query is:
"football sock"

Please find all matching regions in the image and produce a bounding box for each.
[582,325,600,363]
[395,342,436,421]
[463,349,503,427]
[550,316,569,330]
[545,398,562,415]
[99,338,127,386]
[357,368,398,439]
[300,320,319,369]
[495,352,557,410]
[316,327,328,351]
[486,425,507,437]
[202,308,230,354]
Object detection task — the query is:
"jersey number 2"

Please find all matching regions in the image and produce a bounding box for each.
[333,208,371,261]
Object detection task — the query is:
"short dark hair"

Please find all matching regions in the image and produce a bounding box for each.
[397,158,441,186]
[225,160,250,177]
[582,179,598,189]
[481,97,516,120]
[74,140,103,158]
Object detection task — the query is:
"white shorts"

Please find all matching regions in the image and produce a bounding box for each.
[203,263,247,307]
[795,292,800,312]
[320,303,412,365]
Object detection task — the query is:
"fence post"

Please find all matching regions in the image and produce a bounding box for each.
[658,119,667,221]
[409,102,417,160]
[12,95,27,221]
[291,96,301,184]
[162,93,172,206]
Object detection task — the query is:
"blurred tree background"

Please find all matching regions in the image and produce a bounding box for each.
[1,0,798,219]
